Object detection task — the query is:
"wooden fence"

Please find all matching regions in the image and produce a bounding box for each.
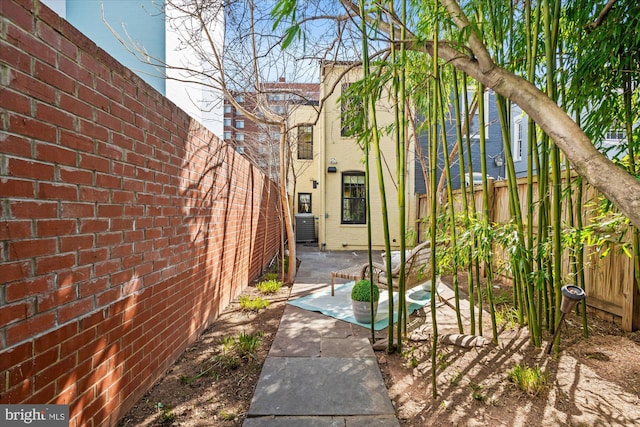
[416,174,640,331]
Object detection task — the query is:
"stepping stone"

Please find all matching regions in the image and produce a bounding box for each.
[247,357,395,417]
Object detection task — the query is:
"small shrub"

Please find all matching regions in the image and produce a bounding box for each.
[265,272,278,281]
[507,363,547,395]
[256,279,283,294]
[351,279,380,302]
[239,295,270,311]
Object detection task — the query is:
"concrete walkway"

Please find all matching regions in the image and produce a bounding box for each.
[243,246,400,426]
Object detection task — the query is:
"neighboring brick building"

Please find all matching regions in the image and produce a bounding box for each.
[223,78,320,182]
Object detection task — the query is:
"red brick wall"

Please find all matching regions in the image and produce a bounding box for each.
[0,1,282,425]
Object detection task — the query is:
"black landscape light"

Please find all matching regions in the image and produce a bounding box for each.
[545,285,586,355]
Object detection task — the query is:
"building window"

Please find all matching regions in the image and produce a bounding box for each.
[298,193,311,213]
[236,146,245,154]
[223,131,231,140]
[298,126,313,160]
[484,89,491,129]
[224,118,231,127]
[513,118,522,162]
[235,95,244,103]
[235,120,245,129]
[235,133,245,142]
[341,83,363,137]
[604,129,626,144]
[342,172,366,224]
[224,104,232,114]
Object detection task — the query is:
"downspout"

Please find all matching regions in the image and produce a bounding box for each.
[319,66,328,251]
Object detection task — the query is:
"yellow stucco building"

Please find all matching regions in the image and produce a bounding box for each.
[290,62,417,251]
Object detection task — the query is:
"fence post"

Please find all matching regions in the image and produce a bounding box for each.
[622,273,640,331]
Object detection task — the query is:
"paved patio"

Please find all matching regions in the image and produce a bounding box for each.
[243,245,466,426]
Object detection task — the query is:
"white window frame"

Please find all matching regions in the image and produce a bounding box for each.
[513,118,523,162]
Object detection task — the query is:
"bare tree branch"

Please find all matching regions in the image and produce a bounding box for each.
[586,0,618,32]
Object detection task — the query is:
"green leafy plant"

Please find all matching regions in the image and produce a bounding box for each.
[507,363,547,395]
[402,346,419,368]
[235,331,262,358]
[470,382,486,402]
[153,403,174,424]
[256,279,283,294]
[496,307,519,330]
[239,295,270,311]
[211,353,241,370]
[350,279,380,302]
[219,410,236,421]
[450,371,463,386]
[437,352,450,370]
[218,335,236,353]
[265,272,278,281]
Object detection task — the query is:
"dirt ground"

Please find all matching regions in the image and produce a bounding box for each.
[118,282,292,426]
[119,276,640,427]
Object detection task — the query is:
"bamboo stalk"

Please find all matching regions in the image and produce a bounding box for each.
[430,11,440,398]
[438,73,463,334]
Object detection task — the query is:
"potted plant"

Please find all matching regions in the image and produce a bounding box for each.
[351,279,380,323]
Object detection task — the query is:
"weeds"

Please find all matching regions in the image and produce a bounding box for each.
[402,346,419,368]
[235,331,263,358]
[449,371,463,386]
[507,363,547,395]
[153,403,174,424]
[219,410,236,421]
[256,279,283,294]
[496,306,519,330]
[179,331,264,384]
[437,352,449,370]
[239,295,270,311]
[470,382,486,402]
[212,331,263,367]
[211,353,241,370]
[265,272,278,281]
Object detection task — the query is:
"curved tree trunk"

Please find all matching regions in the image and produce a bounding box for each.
[279,125,296,283]
[430,0,640,228]
[427,42,640,229]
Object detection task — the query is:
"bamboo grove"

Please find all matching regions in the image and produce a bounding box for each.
[274,0,640,395]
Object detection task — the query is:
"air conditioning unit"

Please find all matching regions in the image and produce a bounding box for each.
[295,213,316,242]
